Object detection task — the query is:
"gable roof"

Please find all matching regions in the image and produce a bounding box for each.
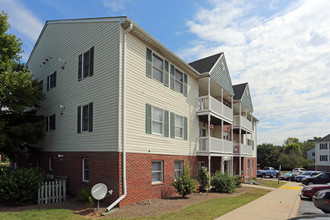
[233,83,248,101]
[188,53,222,74]
[317,134,330,143]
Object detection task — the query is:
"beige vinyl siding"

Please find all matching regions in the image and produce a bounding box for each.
[122,31,199,156]
[28,21,120,152]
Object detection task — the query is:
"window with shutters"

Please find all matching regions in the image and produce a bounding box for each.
[175,114,183,138]
[152,107,164,135]
[152,161,163,184]
[78,47,94,81]
[174,69,183,93]
[46,114,56,131]
[320,143,328,150]
[320,155,328,161]
[77,103,93,133]
[82,158,89,182]
[152,53,163,83]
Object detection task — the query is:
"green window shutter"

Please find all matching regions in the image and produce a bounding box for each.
[146,48,152,78]
[183,73,187,97]
[170,64,175,90]
[77,106,81,133]
[170,112,175,138]
[54,71,57,88]
[88,102,93,132]
[163,60,169,87]
[53,114,56,130]
[89,47,94,77]
[146,103,152,134]
[184,117,187,140]
[164,110,169,137]
[78,54,82,81]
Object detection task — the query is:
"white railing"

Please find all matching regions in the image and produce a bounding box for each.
[233,115,252,131]
[38,179,66,204]
[198,137,233,154]
[241,144,252,155]
[198,96,233,121]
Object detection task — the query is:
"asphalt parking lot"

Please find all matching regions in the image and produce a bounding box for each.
[299,197,324,216]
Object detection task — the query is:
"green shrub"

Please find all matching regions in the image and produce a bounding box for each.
[77,187,95,208]
[0,167,46,205]
[172,165,196,197]
[233,175,243,188]
[211,171,236,193]
[198,166,210,192]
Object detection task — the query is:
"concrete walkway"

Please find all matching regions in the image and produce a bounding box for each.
[215,181,303,220]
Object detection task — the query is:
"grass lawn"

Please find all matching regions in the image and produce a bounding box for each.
[258,179,286,188]
[111,188,269,220]
[0,209,84,220]
[0,188,269,220]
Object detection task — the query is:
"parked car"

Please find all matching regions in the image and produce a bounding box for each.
[292,168,307,174]
[257,167,279,178]
[313,189,330,213]
[295,171,323,182]
[302,173,330,185]
[301,183,330,199]
[279,172,294,181]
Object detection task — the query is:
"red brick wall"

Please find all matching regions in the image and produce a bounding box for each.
[315,165,330,172]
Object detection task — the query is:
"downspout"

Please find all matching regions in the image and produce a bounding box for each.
[105,22,133,212]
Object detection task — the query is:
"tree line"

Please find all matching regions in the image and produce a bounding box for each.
[257,137,320,170]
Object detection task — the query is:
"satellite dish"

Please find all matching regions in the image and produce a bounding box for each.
[91,183,108,200]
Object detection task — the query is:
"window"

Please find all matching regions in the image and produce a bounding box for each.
[152,54,163,83]
[82,158,89,182]
[175,115,183,138]
[320,143,328,150]
[312,153,315,156]
[174,69,183,93]
[78,47,94,81]
[47,72,56,91]
[320,155,328,161]
[152,107,164,135]
[152,161,163,184]
[49,156,53,171]
[247,160,250,169]
[46,114,56,131]
[77,103,93,133]
[82,105,89,131]
[174,161,183,179]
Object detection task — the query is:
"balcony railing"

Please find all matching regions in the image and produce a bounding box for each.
[198,96,233,121]
[198,137,233,154]
[233,115,252,131]
[233,144,252,155]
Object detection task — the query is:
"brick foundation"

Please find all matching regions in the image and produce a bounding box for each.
[315,165,330,172]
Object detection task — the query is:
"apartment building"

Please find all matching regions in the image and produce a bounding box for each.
[26,17,258,208]
[315,134,330,172]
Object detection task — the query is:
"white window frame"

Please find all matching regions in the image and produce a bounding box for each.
[50,72,56,89]
[83,50,90,78]
[174,68,183,94]
[152,106,164,135]
[49,156,53,171]
[152,53,164,84]
[320,143,328,150]
[82,158,90,182]
[174,114,184,139]
[82,104,89,132]
[174,160,183,180]
[47,114,56,131]
[151,160,163,184]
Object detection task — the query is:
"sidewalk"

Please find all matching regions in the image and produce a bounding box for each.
[215,181,303,220]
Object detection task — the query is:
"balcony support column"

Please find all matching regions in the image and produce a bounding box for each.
[221,119,224,151]
[208,155,211,187]
[239,102,242,176]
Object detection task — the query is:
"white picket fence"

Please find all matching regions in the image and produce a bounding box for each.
[38,179,66,204]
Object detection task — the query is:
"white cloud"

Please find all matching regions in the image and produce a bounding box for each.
[183,0,330,144]
[102,0,131,12]
[0,0,43,42]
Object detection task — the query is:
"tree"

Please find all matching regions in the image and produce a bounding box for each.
[283,143,302,155]
[301,137,321,158]
[284,137,301,146]
[0,11,44,159]
[257,143,281,169]
[278,151,312,170]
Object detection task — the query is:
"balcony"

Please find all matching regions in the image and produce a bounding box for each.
[233,144,252,155]
[233,115,252,131]
[198,137,233,154]
[198,96,233,121]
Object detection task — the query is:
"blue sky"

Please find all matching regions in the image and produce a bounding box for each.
[1,0,330,145]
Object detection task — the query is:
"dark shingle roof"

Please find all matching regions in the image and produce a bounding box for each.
[317,134,330,142]
[233,83,248,100]
[189,53,222,74]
